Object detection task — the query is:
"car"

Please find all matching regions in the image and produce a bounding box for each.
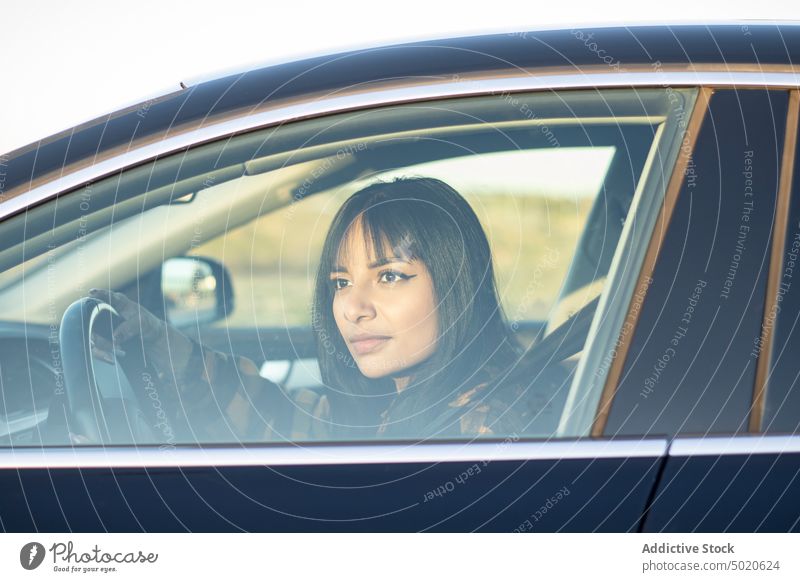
[1,22,800,532]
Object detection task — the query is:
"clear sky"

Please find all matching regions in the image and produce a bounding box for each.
[2,0,799,156]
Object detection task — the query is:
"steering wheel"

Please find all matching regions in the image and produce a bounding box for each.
[59,297,178,445]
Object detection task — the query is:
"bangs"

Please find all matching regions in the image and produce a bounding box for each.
[333,203,422,270]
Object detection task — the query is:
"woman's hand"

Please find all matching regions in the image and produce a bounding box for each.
[88,288,193,378]
[89,288,164,341]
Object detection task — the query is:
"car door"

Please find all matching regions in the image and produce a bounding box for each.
[601,86,800,532]
[4,23,746,532]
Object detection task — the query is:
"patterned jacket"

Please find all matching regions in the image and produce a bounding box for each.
[166,338,567,443]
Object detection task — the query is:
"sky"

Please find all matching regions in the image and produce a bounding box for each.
[2,0,800,156]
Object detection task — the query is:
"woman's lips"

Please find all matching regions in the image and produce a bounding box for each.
[350,337,391,355]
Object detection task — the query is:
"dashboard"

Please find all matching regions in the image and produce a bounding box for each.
[0,321,138,446]
[0,324,60,445]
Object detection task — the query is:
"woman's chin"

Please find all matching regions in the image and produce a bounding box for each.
[356,365,393,379]
[354,358,401,379]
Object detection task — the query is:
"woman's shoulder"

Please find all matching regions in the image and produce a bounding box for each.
[444,370,525,437]
[444,358,572,437]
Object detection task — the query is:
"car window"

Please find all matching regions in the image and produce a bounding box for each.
[0,87,694,446]
[605,89,789,437]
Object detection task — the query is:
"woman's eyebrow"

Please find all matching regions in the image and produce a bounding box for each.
[330,256,411,273]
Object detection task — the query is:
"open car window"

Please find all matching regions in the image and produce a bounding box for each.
[0,87,696,446]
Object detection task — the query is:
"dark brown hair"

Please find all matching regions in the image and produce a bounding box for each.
[311,177,521,438]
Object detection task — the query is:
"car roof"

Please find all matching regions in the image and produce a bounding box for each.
[3,22,800,202]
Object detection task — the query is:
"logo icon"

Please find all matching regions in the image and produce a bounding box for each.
[20,542,46,570]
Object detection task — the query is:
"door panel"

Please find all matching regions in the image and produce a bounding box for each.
[642,436,800,532]
[0,440,666,532]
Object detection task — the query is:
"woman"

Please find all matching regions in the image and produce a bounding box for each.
[90,177,537,442]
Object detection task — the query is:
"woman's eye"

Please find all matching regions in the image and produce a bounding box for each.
[330,278,350,291]
[379,271,409,284]
[330,271,413,290]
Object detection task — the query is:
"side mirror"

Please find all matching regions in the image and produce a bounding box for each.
[161,256,234,328]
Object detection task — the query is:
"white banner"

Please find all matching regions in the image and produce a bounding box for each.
[1,533,798,581]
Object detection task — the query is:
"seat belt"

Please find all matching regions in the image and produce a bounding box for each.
[425,295,601,436]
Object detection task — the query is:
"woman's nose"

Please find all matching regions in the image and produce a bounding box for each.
[342,285,377,323]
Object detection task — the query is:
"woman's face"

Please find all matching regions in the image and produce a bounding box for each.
[330,218,439,388]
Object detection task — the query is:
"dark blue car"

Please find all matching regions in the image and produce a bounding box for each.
[1,23,799,532]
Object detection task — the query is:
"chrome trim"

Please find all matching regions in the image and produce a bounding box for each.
[670,435,800,457]
[3,70,800,221]
[0,438,667,469]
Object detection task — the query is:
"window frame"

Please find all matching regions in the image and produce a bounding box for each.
[751,90,800,433]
